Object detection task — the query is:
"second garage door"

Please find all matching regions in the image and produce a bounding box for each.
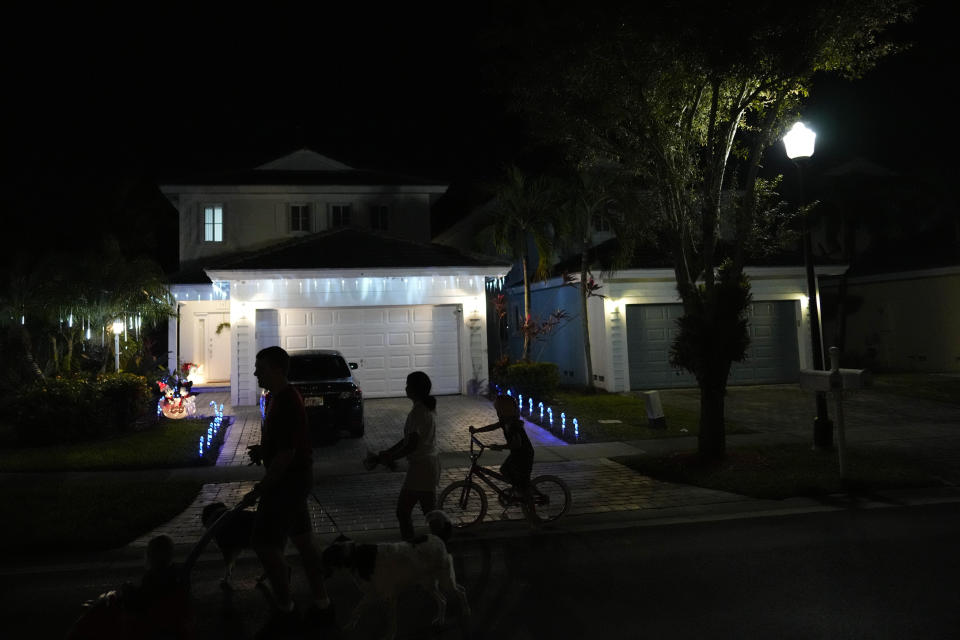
[278,305,461,398]
[626,301,800,389]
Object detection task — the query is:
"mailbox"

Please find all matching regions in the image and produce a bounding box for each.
[799,368,871,392]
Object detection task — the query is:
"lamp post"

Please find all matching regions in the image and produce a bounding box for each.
[783,122,833,450]
[112,319,125,373]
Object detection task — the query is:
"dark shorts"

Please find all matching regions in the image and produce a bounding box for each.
[500,451,534,489]
[252,488,312,549]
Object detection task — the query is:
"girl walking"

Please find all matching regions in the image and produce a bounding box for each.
[377,371,440,540]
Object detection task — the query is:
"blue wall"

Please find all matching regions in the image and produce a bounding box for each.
[505,283,587,385]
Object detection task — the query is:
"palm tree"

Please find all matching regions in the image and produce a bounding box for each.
[557,167,642,389]
[489,165,558,361]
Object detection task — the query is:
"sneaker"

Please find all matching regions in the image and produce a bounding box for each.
[255,606,301,639]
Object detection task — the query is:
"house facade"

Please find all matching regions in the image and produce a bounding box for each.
[492,266,845,392]
[161,150,508,406]
[819,266,960,372]
[436,203,845,391]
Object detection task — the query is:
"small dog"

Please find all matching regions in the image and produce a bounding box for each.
[200,502,260,590]
[322,510,469,639]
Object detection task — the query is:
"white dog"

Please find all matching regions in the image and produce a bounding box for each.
[321,510,469,639]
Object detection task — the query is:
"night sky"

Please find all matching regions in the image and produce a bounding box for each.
[0,1,954,271]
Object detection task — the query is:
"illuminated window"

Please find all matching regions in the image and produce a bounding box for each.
[331,204,351,227]
[290,204,310,232]
[204,205,223,242]
[370,204,389,231]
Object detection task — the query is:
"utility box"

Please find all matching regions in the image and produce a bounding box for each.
[644,390,667,429]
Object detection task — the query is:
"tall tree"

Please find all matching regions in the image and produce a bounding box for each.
[505,0,914,459]
[488,165,558,361]
[556,167,641,389]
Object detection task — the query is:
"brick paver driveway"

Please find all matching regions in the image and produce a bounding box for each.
[136,393,747,547]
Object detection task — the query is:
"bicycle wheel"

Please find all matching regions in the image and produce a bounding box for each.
[525,475,571,524]
[438,481,488,528]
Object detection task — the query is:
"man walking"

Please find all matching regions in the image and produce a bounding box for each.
[242,346,334,637]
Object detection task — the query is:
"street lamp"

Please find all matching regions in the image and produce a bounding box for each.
[112,319,125,373]
[783,122,833,450]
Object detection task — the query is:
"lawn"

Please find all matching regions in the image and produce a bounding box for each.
[612,442,949,500]
[0,418,223,472]
[0,476,203,555]
[871,372,960,406]
[549,388,752,442]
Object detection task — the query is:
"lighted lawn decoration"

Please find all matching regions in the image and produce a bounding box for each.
[156,367,197,420]
[198,401,226,460]
[494,383,580,443]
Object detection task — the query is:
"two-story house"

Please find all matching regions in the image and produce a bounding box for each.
[161,149,509,406]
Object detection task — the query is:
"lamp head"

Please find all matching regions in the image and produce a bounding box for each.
[112,319,125,335]
[783,122,816,160]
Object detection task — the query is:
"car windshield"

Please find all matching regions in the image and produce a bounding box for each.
[289,355,350,381]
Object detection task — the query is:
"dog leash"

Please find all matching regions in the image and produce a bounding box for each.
[310,491,346,537]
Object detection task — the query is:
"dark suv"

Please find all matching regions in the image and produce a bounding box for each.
[262,349,364,445]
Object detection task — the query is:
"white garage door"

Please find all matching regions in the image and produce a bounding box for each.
[278,305,461,398]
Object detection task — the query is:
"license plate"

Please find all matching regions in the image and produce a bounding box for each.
[304,396,324,407]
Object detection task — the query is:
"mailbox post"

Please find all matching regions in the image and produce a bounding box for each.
[799,346,870,480]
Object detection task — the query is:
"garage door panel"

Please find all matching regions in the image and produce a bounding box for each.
[337,334,361,348]
[362,309,385,323]
[286,335,308,350]
[284,312,308,326]
[309,335,333,349]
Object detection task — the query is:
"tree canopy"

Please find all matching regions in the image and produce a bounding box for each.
[499,0,915,458]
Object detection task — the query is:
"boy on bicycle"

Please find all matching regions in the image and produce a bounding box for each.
[469,394,534,500]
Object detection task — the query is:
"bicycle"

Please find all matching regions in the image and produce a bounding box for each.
[438,434,571,527]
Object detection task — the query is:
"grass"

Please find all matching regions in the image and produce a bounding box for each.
[0,476,203,555]
[612,443,949,500]
[871,372,960,406]
[549,388,752,442]
[0,418,222,472]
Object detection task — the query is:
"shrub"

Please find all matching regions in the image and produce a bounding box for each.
[7,373,151,445]
[10,377,100,445]
[500,361,560,401]
[97,373,151,433]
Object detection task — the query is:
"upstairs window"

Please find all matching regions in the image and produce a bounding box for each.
[370,204,389,231]
[331,204,351,228]
[204,205,223,242]
[290,204,311,232]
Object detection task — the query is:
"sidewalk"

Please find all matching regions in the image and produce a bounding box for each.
[122,386,960,549]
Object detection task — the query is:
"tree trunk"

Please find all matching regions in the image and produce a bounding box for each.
[580,242,594,390]
[698,379,726,461]
[64,329,75,374]
[11,325,44,382]
[50,335,59,375]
